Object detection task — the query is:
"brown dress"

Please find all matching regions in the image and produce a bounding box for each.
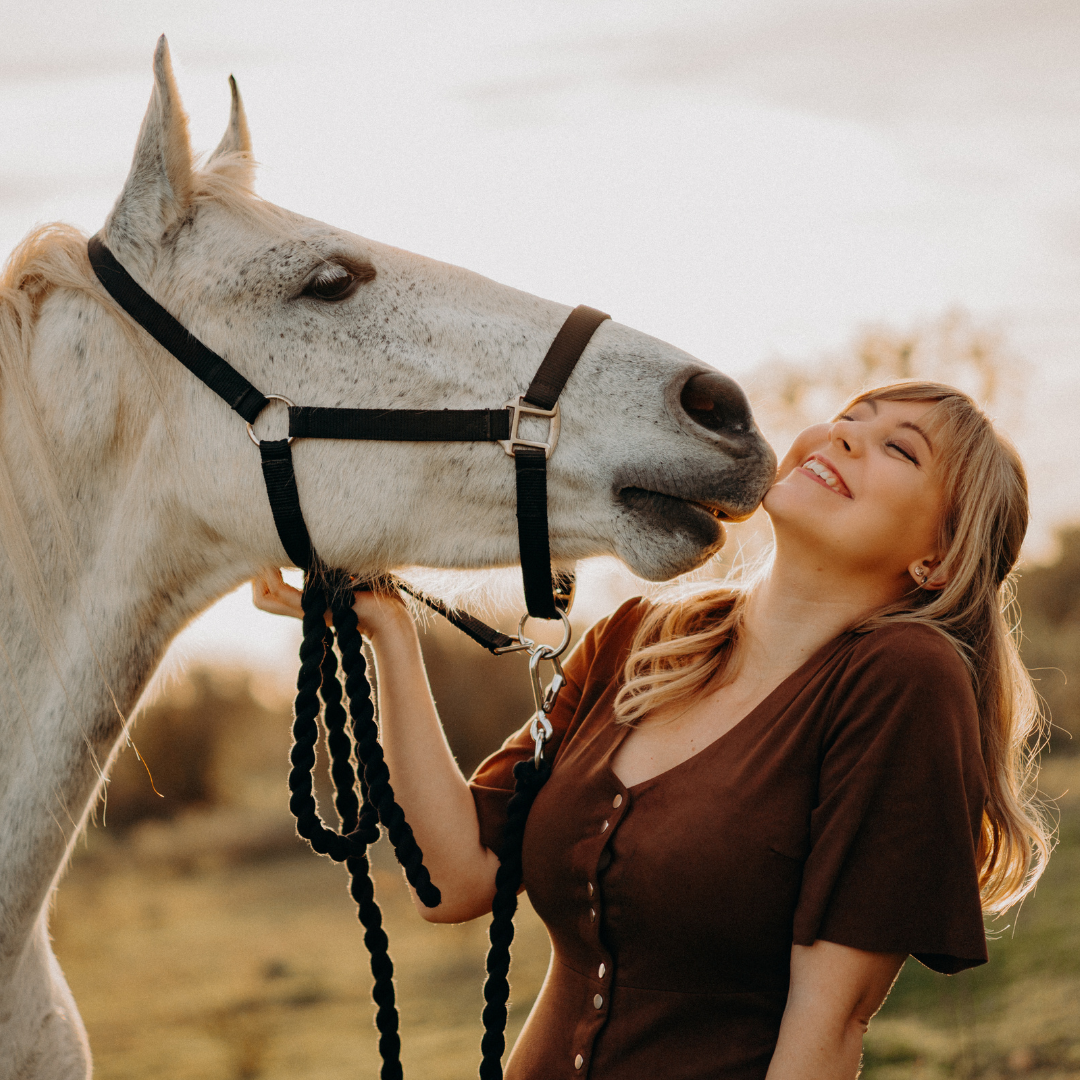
[469,598,989,1080]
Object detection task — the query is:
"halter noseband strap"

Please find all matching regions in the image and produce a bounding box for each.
[86,235,608,624]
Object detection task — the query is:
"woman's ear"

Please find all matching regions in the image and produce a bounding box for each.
[909,559,947,590]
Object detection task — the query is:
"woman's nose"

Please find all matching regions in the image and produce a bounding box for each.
[828,419,857,455]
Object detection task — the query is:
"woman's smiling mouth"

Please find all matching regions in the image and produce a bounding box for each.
[798,455,853,498]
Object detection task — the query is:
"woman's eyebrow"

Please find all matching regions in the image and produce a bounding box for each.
[898,420,934,454]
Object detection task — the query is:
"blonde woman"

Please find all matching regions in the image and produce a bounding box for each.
[255,381,1048,1079]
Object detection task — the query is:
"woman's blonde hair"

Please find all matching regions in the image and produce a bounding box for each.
[614,380,1050,914]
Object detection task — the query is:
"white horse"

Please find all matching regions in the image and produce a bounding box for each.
[0,37,774,1078]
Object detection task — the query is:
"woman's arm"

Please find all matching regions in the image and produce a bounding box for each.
[253,571,500,923]
[766,940,905,1079]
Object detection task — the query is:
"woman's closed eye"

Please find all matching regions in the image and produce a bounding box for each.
[886,440,919,466]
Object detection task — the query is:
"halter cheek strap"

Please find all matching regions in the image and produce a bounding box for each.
[86,235,608,627]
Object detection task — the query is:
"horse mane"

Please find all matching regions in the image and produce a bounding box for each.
[0,223,99,636]
[0,154,282,638]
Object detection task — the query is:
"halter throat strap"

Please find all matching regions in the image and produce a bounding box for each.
[86,235,608,626]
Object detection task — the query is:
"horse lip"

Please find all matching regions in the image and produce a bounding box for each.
[618,488,729,543]
[619,487,757,523]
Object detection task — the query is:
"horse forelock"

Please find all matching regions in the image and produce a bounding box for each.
[189,154,304,238]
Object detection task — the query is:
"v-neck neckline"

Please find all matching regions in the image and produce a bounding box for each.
[608,630,856,794]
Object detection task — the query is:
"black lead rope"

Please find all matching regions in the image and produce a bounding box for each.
[87,235,600,1078]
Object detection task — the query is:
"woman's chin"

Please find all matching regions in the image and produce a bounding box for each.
[760,480,803,520]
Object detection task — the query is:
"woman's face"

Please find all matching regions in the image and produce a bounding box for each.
[763,398,946,590]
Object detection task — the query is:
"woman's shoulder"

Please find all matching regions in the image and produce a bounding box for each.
[567,596,652,681]
[812,622,985,785]
[845,619,972,686]
[825,620,979,740]
[595,595,653,638]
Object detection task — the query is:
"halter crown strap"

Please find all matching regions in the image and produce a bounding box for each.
[523,306,609,411]
[87,236,269,423]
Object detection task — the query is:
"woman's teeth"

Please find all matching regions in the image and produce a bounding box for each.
[803,458,841,489]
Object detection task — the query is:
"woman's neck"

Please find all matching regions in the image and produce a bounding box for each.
[740,542,904,683]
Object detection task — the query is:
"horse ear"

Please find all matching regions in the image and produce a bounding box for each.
[209,75,254,160]
[105,35,194,260]
[207,75,256,188]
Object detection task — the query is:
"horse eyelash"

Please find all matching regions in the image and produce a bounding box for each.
[299,258,376,301]
[313,264,349,284]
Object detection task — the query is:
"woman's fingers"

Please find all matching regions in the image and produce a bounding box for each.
[251,568,304,619]
[352,586,413,640]
[251,569,416,638]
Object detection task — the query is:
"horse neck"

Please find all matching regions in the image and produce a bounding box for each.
[0,280,249,962]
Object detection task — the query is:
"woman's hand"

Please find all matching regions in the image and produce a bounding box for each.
[252,568,304,619]
[251,568,411,640]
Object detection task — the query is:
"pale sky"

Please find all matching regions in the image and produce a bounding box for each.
[2,0,1078,671]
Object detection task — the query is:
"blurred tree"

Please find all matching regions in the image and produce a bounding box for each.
[1017,528,1080,751]
[743,308,1024,455]
[417,618,536,776]
[102,620,542,831]
[102,669,281,828]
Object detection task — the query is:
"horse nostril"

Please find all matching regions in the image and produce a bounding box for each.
[679,371,753,438]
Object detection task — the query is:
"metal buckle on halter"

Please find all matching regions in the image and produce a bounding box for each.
[499,395,560,459]
[528,650,562,768]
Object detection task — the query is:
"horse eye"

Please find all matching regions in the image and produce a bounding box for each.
[302,264,365,302]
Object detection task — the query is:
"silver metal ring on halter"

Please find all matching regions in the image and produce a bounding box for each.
[516,610,572,657]
[247,394,296,446]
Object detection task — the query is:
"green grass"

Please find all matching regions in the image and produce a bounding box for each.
[862,756,1080,1078]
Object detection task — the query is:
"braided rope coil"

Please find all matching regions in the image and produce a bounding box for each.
[288,573,552,1080]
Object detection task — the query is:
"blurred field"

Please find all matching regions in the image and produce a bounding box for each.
[54,833,551,1079]
[54,521,1080,1079]
[53,753,1080,1079]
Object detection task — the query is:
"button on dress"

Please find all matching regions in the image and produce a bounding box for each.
[469,598,989,1080]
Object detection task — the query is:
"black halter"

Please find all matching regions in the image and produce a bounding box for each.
[86,235,607,625]
[88,234,604,1079]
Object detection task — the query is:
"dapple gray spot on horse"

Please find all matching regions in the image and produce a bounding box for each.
[0,36,774,1078]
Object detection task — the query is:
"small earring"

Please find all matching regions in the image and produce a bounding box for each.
[914,567,926,580]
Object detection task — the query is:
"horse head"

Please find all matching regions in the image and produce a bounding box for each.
[98,38,775,593]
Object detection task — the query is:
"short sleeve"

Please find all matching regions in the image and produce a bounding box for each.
[468,598,647,856]
[792,625,989,974]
